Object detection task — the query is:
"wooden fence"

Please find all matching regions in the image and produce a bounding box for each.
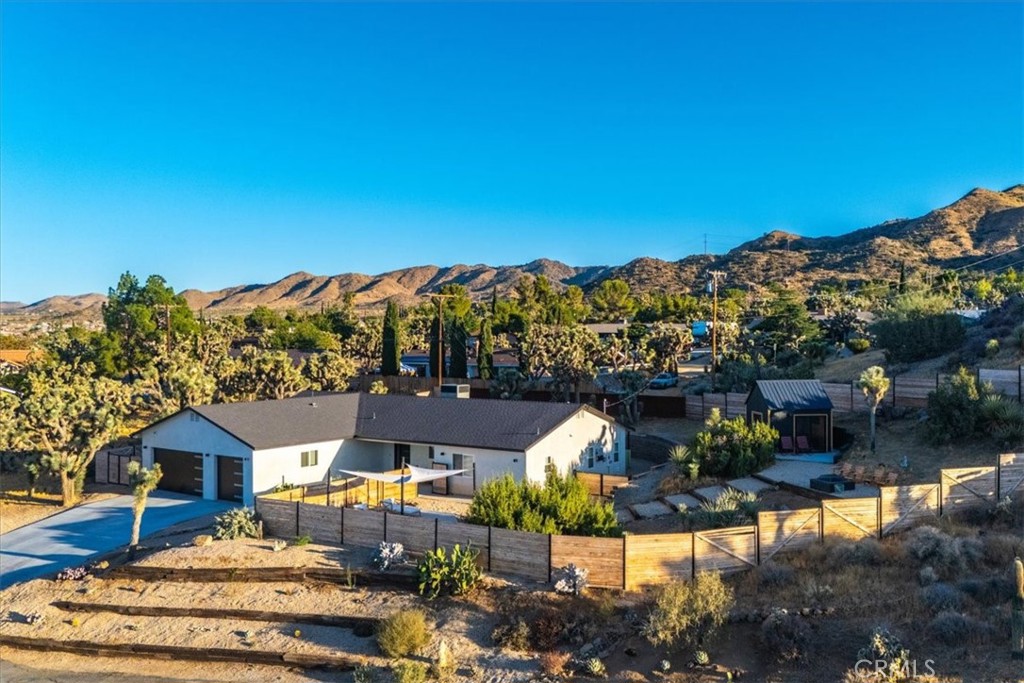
[256,453,1024,591]
[574,471,631,498]
[94,446,141,486]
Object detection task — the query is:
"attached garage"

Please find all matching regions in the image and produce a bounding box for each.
[153,448,203,496]
[217,455,244,502]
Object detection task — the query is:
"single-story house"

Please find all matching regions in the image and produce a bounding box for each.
[746,379,834,453]
[137,393,626,506]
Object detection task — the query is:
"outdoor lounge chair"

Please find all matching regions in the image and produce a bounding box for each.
[853,465,867,482]
[883,471,899,486]
[780,436,795,452]
[796,435,811,452]
[871,465,887,485]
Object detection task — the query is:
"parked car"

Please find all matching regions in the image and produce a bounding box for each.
[649,372,679,389]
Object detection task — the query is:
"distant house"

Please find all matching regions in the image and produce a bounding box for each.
[137,393,625,506]
[401,348,519,379]
[746,380,834,453]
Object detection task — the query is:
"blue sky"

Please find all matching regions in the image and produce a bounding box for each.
[2,2,1022,303]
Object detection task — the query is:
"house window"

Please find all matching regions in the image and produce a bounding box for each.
[428,446,435,460]
[545,455,554,474]
[453,453,474,477]
[301,450,318,467]
[587,447,595,469]
[189,412,200,422]
[613,441,620,463]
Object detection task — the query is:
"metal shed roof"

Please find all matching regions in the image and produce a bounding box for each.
[750,380,834,412]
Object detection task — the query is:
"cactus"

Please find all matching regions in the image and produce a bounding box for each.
[1013,557,1024,660]
[693,649,710,666]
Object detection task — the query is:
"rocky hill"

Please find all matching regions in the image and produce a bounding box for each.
[6,185,1022,317]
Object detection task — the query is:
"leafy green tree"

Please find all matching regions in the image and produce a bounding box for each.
[244,305,285,334]
[857,366,890,454]
[103,272,198,375]
[344,319,383,373]
[41,328,120,378]
[489,368,532,400]
[755,288,820,353]
[127,461,163,553]
[16,358,132,506]
[477,319,495,380]
[381,300,402,376]
[590,279,637,322]
[872,293,964,363]
[926,367,993,444]
[301,351,357,392]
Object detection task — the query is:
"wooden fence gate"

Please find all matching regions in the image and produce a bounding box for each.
[880,484,940,535]
[998,454,1024,500]
[940,466,997,513]
[822,498,879,540]
[757,509,821,561]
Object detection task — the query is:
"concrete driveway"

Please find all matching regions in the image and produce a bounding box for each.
[0,492,234,589]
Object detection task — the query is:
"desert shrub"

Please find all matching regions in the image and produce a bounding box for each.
[985,338,1000,358]
[802,579,834,607]
[925,367,994,444]
[1014,323,1024,356]
[683,489,761,530]
[981,532,1024,567]
[918,566,938,586]
[372,541,405,572]
[554,563,589,596]
[691,409,778,477]
[532,609,568,651]
[417,544,481,600]
[919,583,963,612]
[352,665,380,683]
[377,609,430,658]
[213,507,259,540]
[904,526,982,578]
[584,657,607,678]
[979,396,1024,447]
[958,575,1014,607]
[466,471,620,537]
[668,445,701,480]
[847,338,871,354]
[293,534,311,546]
[757,561,796,587]
[856,627,911,683]
[539,651,572,677]
[826,538,884,569]
[926,610,993,645]
[491,618,531,651]
[390,661,427,683]
[643,572,734,652]
[760,608,810,662]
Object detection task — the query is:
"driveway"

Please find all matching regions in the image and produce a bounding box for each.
[0,492,233,589]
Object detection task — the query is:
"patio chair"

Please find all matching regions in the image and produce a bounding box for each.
[837,462,854,479]
[780,436,795,452]
[871,465,887,485]
[796,435,811,452]
[852,465,867,483]
[883,471,899,486]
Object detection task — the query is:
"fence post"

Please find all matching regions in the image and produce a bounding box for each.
[876,497,882,539]
[434,518,439,551]
[691,532,697,579]
[1018,365,1022,404]
[547,535,553,583]
[295,501,300,537]
[622,536,628,590]
[600,473,605,497]
[891,375,897,408]
[383,511,388,542]
[340,505,345,545]
[701,394,705,419]
[487,526,492,571]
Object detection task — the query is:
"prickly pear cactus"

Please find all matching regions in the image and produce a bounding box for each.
[1013,557,1024,659]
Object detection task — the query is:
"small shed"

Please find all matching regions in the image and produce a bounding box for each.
[746,380,834,453]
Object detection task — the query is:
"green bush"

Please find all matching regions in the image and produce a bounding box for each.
[847,338,871,354]
[979,396,1024,447]
[213,508,259,540]
[293,535,311,546]
[872,313,965,363]
[643,572,734,652]
[691,409,778,478]
[683,489,760,530]
[926,367,993,444]
[466,471,620,537]
[417,544,481,600]
[391,661,428,683]
[491,618,531,651]
[985,338,1000,358]
[377,609,431,658]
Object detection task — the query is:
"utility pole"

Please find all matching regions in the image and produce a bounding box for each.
[432,293,456,389]
[708,271,727,380]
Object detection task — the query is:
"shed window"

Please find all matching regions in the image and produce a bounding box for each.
[301,450,318,467]
[453,453,473,476]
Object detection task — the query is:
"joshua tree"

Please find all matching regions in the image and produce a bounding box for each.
[127,462,163,555]
[857,366,890,454]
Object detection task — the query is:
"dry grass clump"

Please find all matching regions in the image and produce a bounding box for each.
[377,609,431,658]
[539,651,572,677]
[926,610,995,645]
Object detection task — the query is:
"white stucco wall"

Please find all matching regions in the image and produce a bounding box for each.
[139,411,254,504]
[250,439,346,502]
[526,410,626,478]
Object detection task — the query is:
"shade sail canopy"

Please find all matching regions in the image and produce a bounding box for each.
[336,464,466,485]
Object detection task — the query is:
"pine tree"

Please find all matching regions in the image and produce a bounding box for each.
[477,319,494,380]
[381,299,401,376]
[448,318,469,379]
[429,315,446,380]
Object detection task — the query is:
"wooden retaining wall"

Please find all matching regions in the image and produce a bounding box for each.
[255,453,1022,591]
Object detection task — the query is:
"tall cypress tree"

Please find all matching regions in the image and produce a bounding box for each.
[381,299,401,376]
[477,319,494,380]
[449,318,469,379]
[428,314,446,380]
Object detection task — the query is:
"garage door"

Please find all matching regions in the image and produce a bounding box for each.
[153,448,203,496]
[217,456,244,502]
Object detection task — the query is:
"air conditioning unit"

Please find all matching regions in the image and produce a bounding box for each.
[439,383,471,399]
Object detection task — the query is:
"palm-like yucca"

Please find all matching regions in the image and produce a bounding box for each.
[857,366,890,453]
[127,462,163,551]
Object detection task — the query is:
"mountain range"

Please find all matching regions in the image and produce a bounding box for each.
[4,185,1022,318]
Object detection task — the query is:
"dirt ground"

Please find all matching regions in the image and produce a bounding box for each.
[0,471,124,535]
